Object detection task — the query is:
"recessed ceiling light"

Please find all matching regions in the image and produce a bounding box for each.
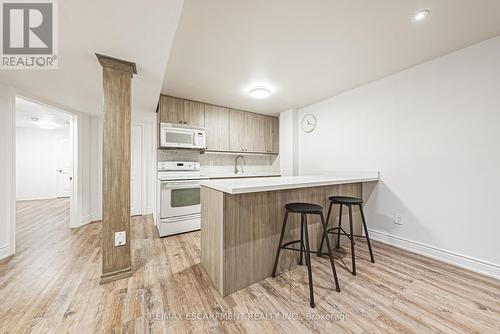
[249,87,271,99]
[31,117,39,122]
[414,9,430,21]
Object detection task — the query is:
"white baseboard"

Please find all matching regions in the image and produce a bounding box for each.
[0,244,12,261]
[16,195,57,201]
[74,214,92,228]
[368,229,500,280]
[145,207,154,215]
[90,214,102,222]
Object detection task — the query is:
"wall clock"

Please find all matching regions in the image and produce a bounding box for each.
[301,114,317,133]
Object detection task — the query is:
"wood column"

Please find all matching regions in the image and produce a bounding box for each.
[96,53,137,284]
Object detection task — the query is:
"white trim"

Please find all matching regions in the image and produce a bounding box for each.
[368,229,500,280]
[8,87,16,258]
[16,196,61,201]
[0,245,11,260]
[81,214,91,226]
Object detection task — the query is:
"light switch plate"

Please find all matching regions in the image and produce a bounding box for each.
[115,231,126,246]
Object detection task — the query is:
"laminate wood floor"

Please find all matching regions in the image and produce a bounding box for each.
[1,199,499,333]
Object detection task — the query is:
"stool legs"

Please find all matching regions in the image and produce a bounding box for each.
[320,212,341,292]
[272,211,289,278]
[359,204,375,263]
[299,215,304,265]
[317,202,333,256]
[336,204,343,249]
[302,214,315,307]
[348,205,356,275]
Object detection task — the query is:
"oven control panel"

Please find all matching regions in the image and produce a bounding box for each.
[158,161,200,172]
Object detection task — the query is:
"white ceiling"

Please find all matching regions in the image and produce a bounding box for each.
[0,0,184,117]
[16,97,72,130]
[163,0,500,115]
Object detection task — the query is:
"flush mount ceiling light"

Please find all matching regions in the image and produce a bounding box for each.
[38,121,60,130]
[249,87,271,99]
[414,9,430,21]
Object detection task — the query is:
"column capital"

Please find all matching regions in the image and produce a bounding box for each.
[95,53,137,77]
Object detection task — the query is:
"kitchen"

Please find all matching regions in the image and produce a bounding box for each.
[156,95,281,237]
[1,1,499,333]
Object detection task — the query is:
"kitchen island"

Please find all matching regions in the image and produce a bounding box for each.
[200,172,379,296]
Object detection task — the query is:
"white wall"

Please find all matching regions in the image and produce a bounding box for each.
[16,127,70,201]
[279,109,299,176]
[89,115,157,221]
[296,36,500,277]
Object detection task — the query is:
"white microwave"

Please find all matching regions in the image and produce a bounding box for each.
[159,123,206,150]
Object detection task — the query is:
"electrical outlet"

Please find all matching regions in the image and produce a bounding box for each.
[115,231,126,246]
[394,214,403,225]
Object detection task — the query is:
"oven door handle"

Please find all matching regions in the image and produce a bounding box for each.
[161,181,202,189]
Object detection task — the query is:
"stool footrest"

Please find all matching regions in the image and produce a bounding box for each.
[282,246,323,255]
[326,227,368,240]
[280,240,303,249]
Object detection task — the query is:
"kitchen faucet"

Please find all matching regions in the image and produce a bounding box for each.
[234,155,246,174]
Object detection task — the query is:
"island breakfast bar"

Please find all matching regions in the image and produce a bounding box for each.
[200,172,380,296]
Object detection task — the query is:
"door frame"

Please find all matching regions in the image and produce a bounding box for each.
[9,91,80,257]
[131,122,145,216]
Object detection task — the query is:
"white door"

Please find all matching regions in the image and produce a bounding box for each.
[131,125,143,216]
[57,137,72,198]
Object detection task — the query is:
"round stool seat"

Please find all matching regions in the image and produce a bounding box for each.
[329,196,363,205]
[285,202,323,214]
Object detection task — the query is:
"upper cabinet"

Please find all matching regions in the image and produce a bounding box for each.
[158,95,205,127]
[245,112,266,153]
[158,95,279,154]
[183,100,205,127]
[205,104,230,151]
[263,116,279,154]
[229,109,247,152]
[159,95,184,124]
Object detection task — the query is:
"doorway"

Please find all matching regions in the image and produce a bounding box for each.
[15,96,76,234]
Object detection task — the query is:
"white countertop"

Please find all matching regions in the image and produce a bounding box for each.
[200,171,380,194]
[203,172,281,179]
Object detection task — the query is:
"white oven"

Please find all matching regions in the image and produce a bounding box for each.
[159,123,206,150]
[156,161,208,237]
[159,179,203,220]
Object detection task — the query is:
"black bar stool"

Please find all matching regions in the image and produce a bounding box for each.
[272,202,340,308]
[318,196,374,276]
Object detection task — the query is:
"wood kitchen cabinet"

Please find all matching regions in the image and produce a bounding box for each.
[261,116,279,154]
[159,95,184,124]
[158,95,279,154]
[183,100,205,127]
[205,104,230,151]
[229,109,247,152]
[158,95,205,127]
[246,112,266,152]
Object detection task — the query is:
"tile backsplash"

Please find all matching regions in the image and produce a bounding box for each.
[157,150,280,175]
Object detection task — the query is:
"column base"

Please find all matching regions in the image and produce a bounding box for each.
[100,266,133,284]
